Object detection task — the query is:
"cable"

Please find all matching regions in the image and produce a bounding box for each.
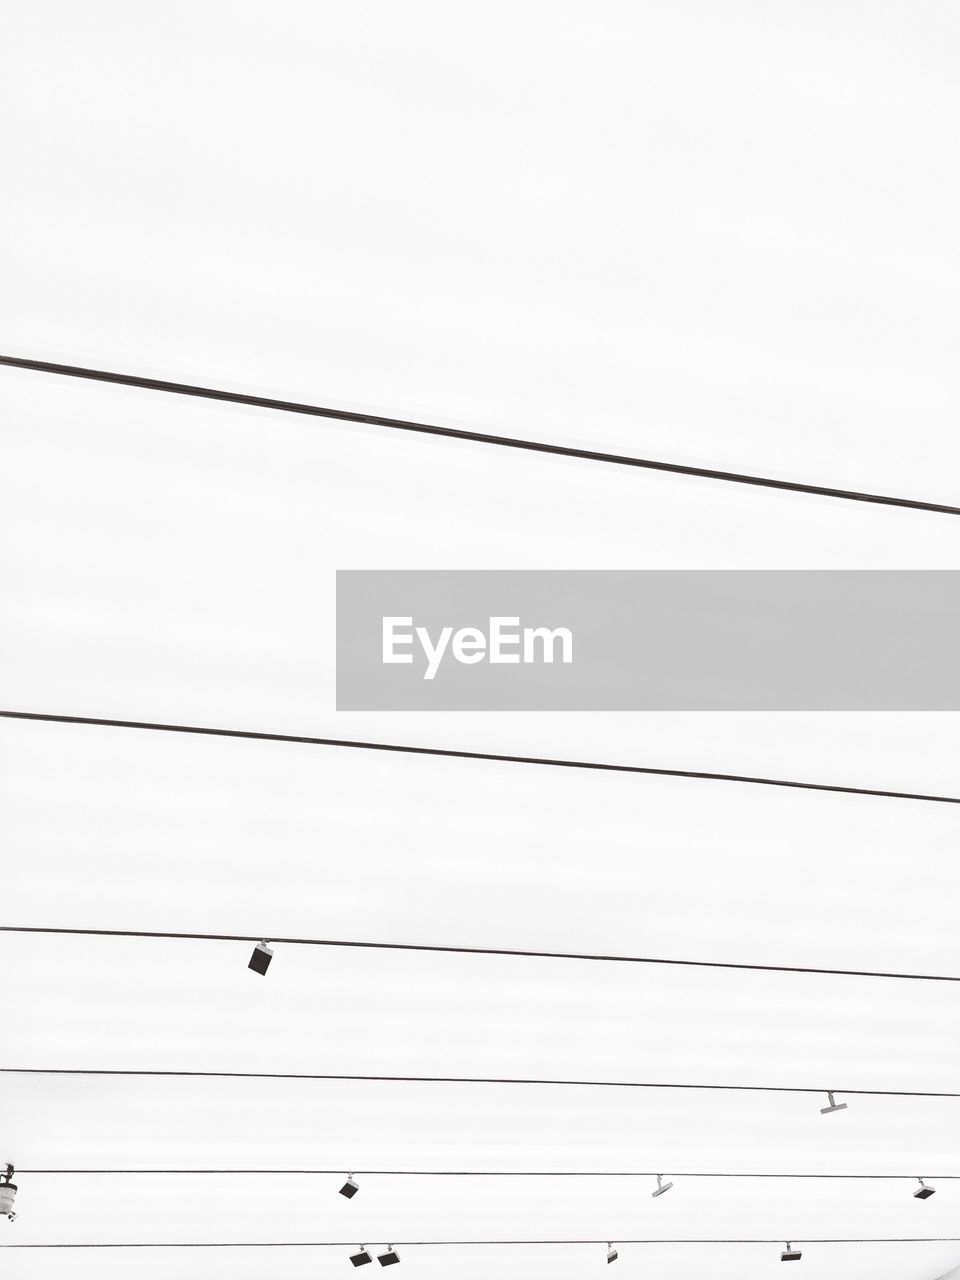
[15,1172,960,1180]
[2,354,959,516]
[2,923,958,986]
[1,709,955,805]
[4,1238,959,1249]
[3,1067,957,1099]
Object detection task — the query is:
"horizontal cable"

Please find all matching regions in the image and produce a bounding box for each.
[3,1068,957,1099]
[2,923,958,985]
[2,709,956,805]
[4,1238,960,1249]
[16,1168,960,1179]
[3,354,959,516]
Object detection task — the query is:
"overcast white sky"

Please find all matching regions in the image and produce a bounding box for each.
[2,3,960,1279]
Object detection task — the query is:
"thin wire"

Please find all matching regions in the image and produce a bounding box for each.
[2,354,959,516]
[4,1238,960,1249]
[16,1169,960,1178]
[1,709,956,805]
[2,923,957,985]
[3,1068,956,1098]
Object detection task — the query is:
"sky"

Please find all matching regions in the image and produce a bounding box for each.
[2,3,960,1279]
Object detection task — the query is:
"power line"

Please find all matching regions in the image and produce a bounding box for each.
[3,1068,956,1099]
[2,354,958,517]
[1,709,956,805]
[16,1171,960,1180]
[4,1238,959,1249]
[2,923,957,986]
